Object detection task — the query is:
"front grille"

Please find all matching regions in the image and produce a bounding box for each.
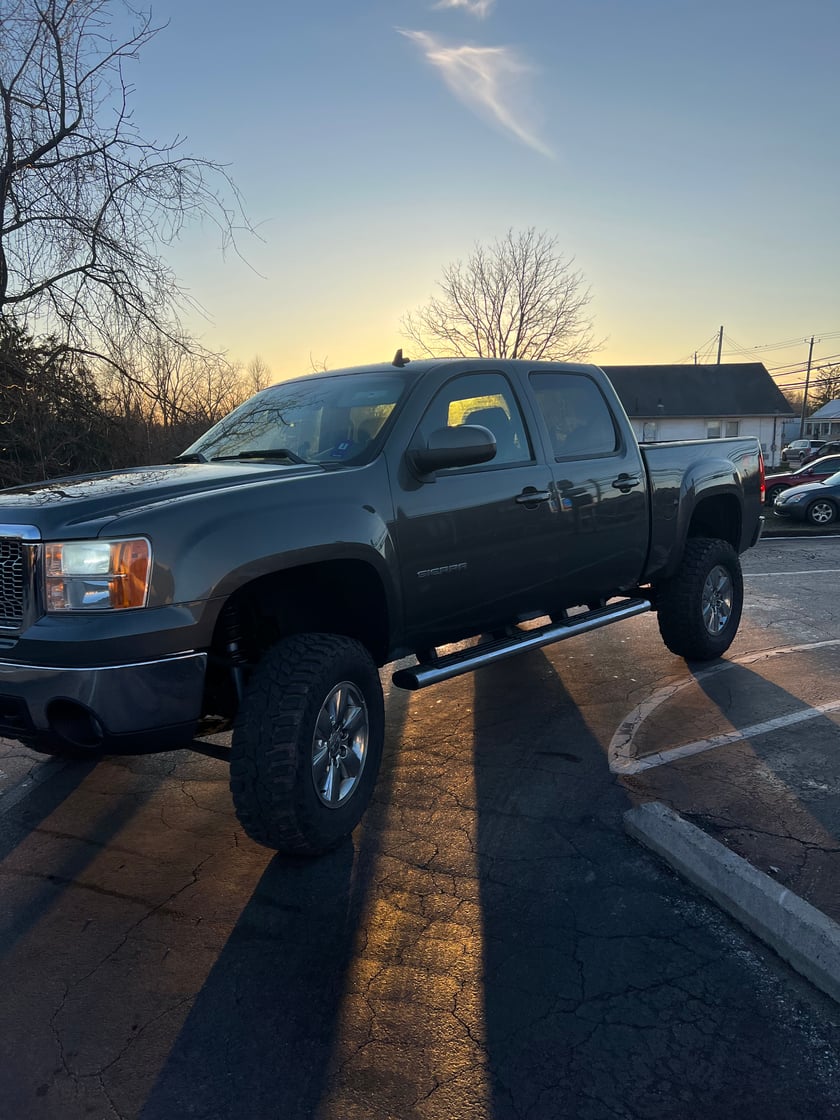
[0,538,25,629]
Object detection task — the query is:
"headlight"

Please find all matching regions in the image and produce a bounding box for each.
[780,493,806,504]
[44,538,152,611]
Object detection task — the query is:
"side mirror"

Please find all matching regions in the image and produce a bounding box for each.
[406,425,496,477]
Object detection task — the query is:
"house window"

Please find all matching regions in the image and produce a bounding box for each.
[642,421,657,442]
[707,420,739,439]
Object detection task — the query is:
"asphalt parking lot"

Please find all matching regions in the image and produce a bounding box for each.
[1,534,840,1119]
[621,533,840,918]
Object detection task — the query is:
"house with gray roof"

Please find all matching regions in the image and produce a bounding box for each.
[804,400,840,441]
[601,363,795,466]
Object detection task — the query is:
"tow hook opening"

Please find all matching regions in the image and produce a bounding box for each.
[46,699,105,750]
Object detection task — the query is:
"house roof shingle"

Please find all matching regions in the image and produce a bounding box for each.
[808,399,840,420]
[601,363,794,419]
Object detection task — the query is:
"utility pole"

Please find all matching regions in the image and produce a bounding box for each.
[799,335,816,438]
[716,326,723,367]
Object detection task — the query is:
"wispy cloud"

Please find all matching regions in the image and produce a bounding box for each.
[399,30,553,159]
[433,0,495,17]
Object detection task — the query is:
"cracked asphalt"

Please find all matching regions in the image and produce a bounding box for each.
[1,536,840,1119]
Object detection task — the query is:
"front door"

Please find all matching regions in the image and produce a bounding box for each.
[394,370,560,649]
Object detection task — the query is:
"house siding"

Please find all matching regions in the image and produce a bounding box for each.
[804,400,840,440]
[629,416,787,465]
[602,364,794,467]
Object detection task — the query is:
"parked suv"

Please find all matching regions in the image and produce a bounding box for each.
[781,438,824,464]
[802,439,840,465]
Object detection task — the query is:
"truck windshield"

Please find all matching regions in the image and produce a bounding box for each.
[180,372,410,466]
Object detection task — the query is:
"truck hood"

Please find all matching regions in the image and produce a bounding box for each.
[0,461,326,536]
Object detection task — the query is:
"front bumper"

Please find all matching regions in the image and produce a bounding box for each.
[0,651,207,752]
[772,502,805,521]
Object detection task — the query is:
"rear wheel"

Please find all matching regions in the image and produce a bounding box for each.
[230,633,384,854]
[806,499,837,526]
[654,538,743,661]
[765,483,787,506]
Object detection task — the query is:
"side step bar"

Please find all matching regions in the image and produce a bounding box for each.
[391,597,652,691]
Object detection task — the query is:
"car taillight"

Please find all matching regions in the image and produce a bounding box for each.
[759,450,765,503]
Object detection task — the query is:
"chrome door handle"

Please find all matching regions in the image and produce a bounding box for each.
[516,488,552,505]
[612,475,641,491]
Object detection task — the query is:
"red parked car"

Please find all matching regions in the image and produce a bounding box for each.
[765,454,840,505]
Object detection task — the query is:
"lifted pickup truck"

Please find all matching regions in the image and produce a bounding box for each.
[0,356,764,853]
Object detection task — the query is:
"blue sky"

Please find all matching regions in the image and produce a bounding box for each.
[132,0,839,390]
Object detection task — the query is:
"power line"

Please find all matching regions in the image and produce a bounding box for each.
[675,327,840,367]
[724,328,840,355]
[671,330,720,364]
[770,353,840,376]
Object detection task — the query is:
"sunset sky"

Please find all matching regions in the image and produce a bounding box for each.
[135,0,839,393]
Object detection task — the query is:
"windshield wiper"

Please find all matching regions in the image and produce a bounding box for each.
[210,448,307,464]
[171,452,207,463]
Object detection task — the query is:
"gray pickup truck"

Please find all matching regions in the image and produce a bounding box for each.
[0,356,764,852]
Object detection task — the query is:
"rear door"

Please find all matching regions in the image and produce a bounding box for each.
[528,369,649,605]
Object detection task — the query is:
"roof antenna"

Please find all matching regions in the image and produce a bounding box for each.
[392,348,410,368]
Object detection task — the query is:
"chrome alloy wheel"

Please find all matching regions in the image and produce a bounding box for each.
[701,564,734,635]
[808,500,836,525]
[311,681,369,807]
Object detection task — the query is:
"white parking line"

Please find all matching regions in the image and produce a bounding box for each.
[745,569,840,577]
[610,639,840,775]
[615,701,840,775]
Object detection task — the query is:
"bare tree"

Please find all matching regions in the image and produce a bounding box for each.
[809,365,840,411]
[246,355,273,395]
[99,332,249,461]
[0,318,114,485]
[781,387,804,414]
[401,229,600,361]
[0,0,247,363]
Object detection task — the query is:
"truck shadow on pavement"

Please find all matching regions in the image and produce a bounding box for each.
[138,683,414,1120]
[0,757,105,958]
[469,651,840,1119]
[0,757,97,864]
[139,650,840,1120]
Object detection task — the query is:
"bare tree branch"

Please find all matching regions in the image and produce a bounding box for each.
[0,0,251,364]
[401,228,602,362]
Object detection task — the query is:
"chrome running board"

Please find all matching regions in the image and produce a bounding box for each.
[391,597,652,691]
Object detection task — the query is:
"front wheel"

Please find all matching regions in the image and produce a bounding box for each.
[765,483,787,506]
[230,633,384,855]
[807,499,837,525]
[654,538,744,661]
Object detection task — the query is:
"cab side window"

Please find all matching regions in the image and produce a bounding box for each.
[417,373,532,466]
[530,372,619,460]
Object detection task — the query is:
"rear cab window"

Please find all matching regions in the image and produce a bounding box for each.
[529,371,620,459]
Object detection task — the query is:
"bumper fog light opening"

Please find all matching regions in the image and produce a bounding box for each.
[46,699,105,750]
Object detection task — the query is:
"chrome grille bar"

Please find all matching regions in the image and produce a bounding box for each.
[0,525,42,633]
[0,538,25,627]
